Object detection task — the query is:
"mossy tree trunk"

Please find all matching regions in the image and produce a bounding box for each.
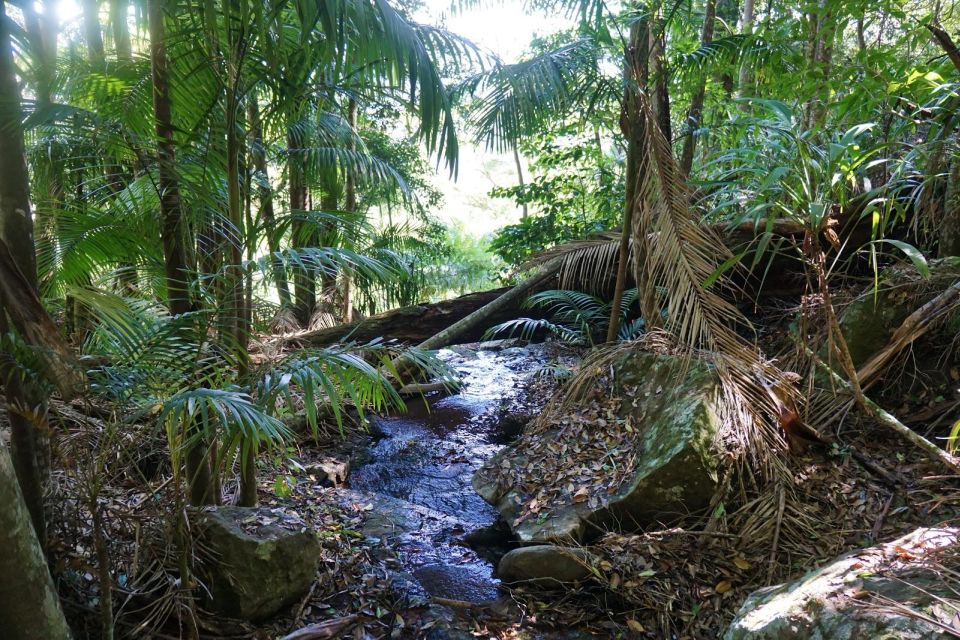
[0,4,71,637]
[0,0,51,542]
[0,444,72,640]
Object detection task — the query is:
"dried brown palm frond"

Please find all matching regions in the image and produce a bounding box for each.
[627,89,794,478]
[520,231,624,296]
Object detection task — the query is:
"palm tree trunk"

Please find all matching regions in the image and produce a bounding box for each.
[289,123,315,326]
[512,144,528,219]
[608,18,655,342]
[803,0,835,130]
[649,14,671,144]
[228,97,256,506]
[680,0,716,177]
[96,0,136,292]
[317,184,339,315]
[148,0,212,506]
[249,100,292,307]
[82,0,105,66]
[0,0,50,542]
[109,0,130,60]
[342,98,358,323]
[736,0,755,108]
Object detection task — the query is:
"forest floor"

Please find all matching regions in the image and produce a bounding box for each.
[33,291,960,638]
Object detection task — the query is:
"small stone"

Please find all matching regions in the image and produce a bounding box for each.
[498,545,594,584]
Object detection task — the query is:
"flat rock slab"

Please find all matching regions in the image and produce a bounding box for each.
[195,506,321,622]
[725,527,960,639]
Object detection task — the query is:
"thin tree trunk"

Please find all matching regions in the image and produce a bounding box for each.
[342,98,358,324]
[289,122,314,326]
[317,177,339,315]
[608,18,649,343]
[99,0,136,292]
[804,0,835,130]
[736,0,756,108]
[148,0,212,507]
[109,0,130,60]
[512,144,528,219]
[856,16,866,55]
[214,0,255,506]
[22,2,62,300]
[680,0,716,177]
[249,100,292,307]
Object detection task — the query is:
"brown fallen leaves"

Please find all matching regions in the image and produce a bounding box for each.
[481,372,647,529]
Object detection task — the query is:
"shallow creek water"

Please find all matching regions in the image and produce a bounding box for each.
[348,342,552,603]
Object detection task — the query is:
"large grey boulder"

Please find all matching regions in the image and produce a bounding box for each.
[725,527,960,639]
[497,545,594,584]
[474,352,721,543]
[195,506,322,621]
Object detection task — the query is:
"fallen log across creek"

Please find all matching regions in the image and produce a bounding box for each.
[278,214,873,352]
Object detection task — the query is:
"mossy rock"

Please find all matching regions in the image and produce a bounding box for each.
[474,352,721,543]
[838,288,911,368]
[837,259,960,368]
[195,506,321,622]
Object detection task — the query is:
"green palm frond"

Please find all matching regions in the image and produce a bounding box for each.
[159,388,291,467]
[674,33,778,77]
[486,287,641,346]
[484,317,586,344]
[258,246,398,285]
[256,340,449,436]
[460,39,604,152]
[337,0,461,171]
[291,146,410,194]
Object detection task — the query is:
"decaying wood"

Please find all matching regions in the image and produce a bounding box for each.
[0,239,81,398]
[431,596,488,610]
[857,280,960,390]
[418,260,562,351]
[291,286,515,347]
[398,381,460,396]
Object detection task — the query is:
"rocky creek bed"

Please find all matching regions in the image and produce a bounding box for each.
[71,334,960,638]
[343,341,565,603]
